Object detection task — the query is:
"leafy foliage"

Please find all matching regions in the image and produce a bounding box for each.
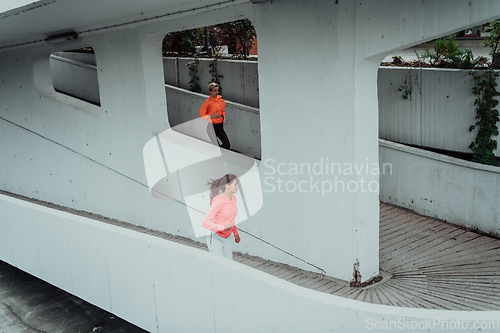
[422,35,479,69]
[484,20,500,56]
[469,69,500,165]
[448,49,478,69]
[162,20,256,59]
[186,57,201,93]
[208,56,223,93]
[397,52,424,100]
[163,29,204,56]
[398,38,486,101]
[215,19,256,59]
[398,82,412,100]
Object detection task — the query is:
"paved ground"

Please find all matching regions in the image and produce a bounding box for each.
[0,259,148,333]
[1,190,499,332]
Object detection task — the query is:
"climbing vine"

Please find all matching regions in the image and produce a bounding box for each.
[186,56,201,93]
[469,68,500,165]
[208,50,224,93]
[396,55,424,100]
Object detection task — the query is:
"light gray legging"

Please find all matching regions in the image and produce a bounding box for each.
[206,232,233,260]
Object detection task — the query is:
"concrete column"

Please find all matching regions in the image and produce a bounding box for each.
[252,0,380,281]
[92,29,169,135]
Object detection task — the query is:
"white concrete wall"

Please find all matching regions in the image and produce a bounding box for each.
[163,57,259,108]
[50,55,100,105]
[379,139,500,237]
[2,0,500,284]
[47,57,500,158]
[165,84,261,159]
[2,193,499,333]
[53,51,97,66]
[0,0,36,12]
[0,0,315,281]
[252,0,500,281]
[378,67,499,156]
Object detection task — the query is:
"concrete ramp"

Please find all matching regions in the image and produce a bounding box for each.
[1,192,499,332]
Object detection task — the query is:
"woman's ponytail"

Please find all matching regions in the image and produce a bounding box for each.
[206,173,238,204]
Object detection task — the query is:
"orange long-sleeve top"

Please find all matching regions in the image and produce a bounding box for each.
[199,95,226,124]
[202,194,239,238]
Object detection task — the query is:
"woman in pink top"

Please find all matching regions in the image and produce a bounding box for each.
[202,174,240,260]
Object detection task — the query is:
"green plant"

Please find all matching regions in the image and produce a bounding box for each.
[217,19,256,59]
[186,56,201,93]
[469,69,500,165]
[449,49,478,69]
[398,82,412,100]
[208,53,223,93]
[162,29,203,56]
[422,35,462,67]
[484,20,500,56]
[397,52,423,100]
[392,55,403,65]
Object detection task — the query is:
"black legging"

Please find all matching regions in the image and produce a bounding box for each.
[207,123,230,149]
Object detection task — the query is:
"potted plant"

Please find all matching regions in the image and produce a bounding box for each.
[484,20,500,67]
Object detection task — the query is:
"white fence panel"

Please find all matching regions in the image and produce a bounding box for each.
[378,67,499,156]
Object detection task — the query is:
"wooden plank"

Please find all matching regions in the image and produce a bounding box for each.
[379,211,418,232]
[379,215,428,238]
[381,228,466,271]
[410,241,500,269]
[381,283,419,308]
[386,281,451,310]
[323,283,347,294]
[379,219,438,252]
[390,233,482,269]
[311,279,339,292]
[370,287,393,306]
[405,280,500,310]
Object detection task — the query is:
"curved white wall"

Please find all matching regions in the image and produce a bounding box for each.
[2,193,499,333]
[379,139,500,237]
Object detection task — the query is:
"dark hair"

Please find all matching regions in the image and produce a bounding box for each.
[207,174,237,204]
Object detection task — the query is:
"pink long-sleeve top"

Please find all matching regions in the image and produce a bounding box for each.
[202,194,239,238]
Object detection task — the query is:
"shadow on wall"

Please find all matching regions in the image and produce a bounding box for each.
[142,119,263,239]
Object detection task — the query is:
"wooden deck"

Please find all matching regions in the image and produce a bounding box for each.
[3,190,500,311]
[134,202,500,311]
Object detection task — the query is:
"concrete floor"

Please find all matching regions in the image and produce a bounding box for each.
[0,259,148,333]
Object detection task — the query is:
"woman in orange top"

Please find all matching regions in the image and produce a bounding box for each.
[199,83,231,149]
[202,174,240,259]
